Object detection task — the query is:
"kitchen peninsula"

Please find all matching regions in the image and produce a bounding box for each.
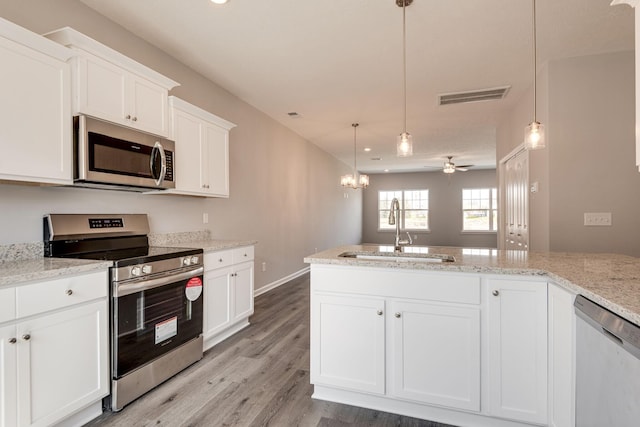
[304,245,640,427]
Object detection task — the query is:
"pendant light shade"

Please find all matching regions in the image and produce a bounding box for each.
[396,0,413,157]
[341,123,369,189]
[524,0,545,150]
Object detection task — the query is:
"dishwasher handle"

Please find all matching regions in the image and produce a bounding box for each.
[575,295,640,359]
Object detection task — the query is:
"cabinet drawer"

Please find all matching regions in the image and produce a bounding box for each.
[16,271,108,319]
[233,246,254,263]
[204,249,234,270]
[0,287,16,323]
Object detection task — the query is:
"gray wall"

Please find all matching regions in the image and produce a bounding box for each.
[497,50,640,257]
[362,170,498,248]
[0,0,362,292]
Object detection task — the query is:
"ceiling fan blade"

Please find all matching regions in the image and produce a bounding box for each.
[457,164,474,169]
[456,167,469,172]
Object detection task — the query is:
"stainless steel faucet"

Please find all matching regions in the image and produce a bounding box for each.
[388,198,412,252]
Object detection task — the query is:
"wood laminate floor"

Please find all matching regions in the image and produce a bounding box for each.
[85,274,455,427]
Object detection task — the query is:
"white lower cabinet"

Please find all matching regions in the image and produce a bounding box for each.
[203,246,255,350]
[486,278,548,425]
[0,271,109,427]
[389,300,481,412]
[310,294,385,395]
[310,265,558,427]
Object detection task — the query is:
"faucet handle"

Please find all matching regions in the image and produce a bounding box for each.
[406,232,413,245]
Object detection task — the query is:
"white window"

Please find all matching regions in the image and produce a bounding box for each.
[462,188,497,231]
[378,190,429,231]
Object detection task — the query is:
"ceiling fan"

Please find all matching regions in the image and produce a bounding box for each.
[443,156,473,173]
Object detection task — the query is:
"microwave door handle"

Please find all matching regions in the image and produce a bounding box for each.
[151,141,167,186]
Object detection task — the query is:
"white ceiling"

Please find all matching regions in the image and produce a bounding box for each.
[79,0,633,173]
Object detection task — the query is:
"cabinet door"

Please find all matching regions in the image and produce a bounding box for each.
[203,266,233,340]
[76,54,128,125]
[389,300,480,411]
[487,279,548,424]
[172,108,204,193]
[0,36,71,185]
[0,325,17,427]
[232,261,254,322]
[311,293,385,395]
[202,122,230,197]
[16,300,109,427]
[129,75,169,137]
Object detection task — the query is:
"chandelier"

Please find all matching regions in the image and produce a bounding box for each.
[341,123,369,189]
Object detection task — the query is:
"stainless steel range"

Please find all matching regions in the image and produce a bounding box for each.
[44,214,204,411]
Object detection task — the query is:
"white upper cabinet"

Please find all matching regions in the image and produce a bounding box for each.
[165,96,236,197]
[0,17,73,185]
[44,27,179,137]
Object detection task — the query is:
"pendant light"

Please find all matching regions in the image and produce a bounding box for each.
[396,0,413,157]
[341,123,369,189]
[524,0,545,150]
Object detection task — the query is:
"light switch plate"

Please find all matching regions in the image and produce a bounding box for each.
[584,212,612,226]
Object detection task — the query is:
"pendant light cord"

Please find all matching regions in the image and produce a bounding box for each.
[532,0,537,123]
[352,123,358,174]
[402,0,407,133]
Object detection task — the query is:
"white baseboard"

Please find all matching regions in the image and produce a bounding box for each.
[254,267,310,297]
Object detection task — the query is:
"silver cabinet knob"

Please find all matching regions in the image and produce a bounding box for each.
[395,313,401,318]
[125,114,131,120]
[9,338,16,344]
[132,116,137,122]
[22,334,31,341]
[492,290,500,296]
[376,309,383,316]
[66,289,73,296]
[219,258,223,263]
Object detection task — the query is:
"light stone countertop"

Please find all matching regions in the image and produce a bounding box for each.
[304,245,640,327]
[0,238,256,288]
[0,258,112,288]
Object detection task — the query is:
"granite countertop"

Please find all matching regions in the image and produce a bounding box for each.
[0,258,112,288]
[162,239,258,252]
[304,244,640,327]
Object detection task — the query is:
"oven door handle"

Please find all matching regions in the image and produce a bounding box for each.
[115,267,204,297]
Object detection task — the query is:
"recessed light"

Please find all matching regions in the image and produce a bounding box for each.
[364,147,371,152]
[384,169,390,172]
[211,0,228,4]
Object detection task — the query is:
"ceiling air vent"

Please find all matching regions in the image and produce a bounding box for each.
[439,86,511,106]
[287,112,301,118]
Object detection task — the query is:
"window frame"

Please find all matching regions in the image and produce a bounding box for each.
[461,187,498,233]
[377,189,430,232]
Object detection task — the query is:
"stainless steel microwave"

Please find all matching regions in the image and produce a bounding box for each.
[74,115,175,191]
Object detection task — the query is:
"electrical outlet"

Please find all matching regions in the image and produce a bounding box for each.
[261,262,267,272]
[584,212,612,226]
[202,213,209,224]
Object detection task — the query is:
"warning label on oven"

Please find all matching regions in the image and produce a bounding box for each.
[155,316,177,344]
[185,277,203,301]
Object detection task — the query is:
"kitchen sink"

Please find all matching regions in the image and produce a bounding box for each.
[338,251,455,263]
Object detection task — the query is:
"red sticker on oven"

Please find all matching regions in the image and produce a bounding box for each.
[185,277,203,301]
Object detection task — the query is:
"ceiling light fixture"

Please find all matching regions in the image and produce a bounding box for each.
[211,0,228,4]
[341,123,369,189]
[524,0,545,150]
[396,0,413,157]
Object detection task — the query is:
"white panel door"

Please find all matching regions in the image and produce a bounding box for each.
[311,293,385,395]
[0,36,71,184]
[172,108,204,193]
[203,122,230,197]
[16,300,108,427]
[0,325,17,427]
[76,54,127,124]
[389,300,481,412]
[203,266,233,341]
[232,262,254,323]
[130,76,168,136]
[503,149,529,250]
[487,279,548,424]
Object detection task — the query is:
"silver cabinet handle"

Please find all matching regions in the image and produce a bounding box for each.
[377,309,383,316]
[66,289,73,296]
[395,313,401,318]
[492,290,500,296]
[22,334,31,341]
[9,338,16,344]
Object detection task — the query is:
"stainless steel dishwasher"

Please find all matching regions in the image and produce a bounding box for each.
[574,295,640,427]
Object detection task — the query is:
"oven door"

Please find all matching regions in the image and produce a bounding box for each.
[112,267,204,379]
